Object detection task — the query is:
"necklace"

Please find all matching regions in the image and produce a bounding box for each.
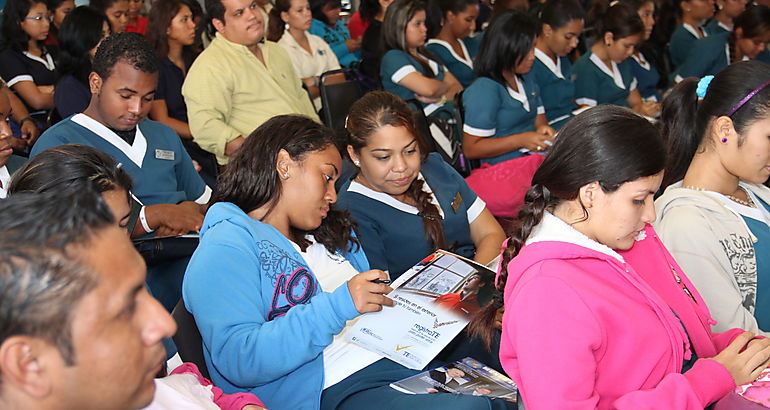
[682,185,757,208]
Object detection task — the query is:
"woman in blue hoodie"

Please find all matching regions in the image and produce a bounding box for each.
[183,115,515,410]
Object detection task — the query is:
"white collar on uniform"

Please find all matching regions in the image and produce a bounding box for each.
[682,23,707,39]
[279,31,315,57]
[718,21,731,32]
[534,48,563,79]
[426,39,473,69]
[22,51,55,71]
[506,75,530,112]
[0,165,9,199]
[526,212,625,262]
[347,173,445,219]
[71,113,148,167]
[589,53,626,90]
[630,52,650,70]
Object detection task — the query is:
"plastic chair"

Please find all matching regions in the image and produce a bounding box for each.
[171,299,210,380]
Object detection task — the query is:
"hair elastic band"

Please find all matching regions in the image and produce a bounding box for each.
[725,78,770,117]
[609,0,619,6]
[695,75,714,98]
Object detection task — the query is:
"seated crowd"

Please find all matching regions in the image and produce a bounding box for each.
[2,0,770,407]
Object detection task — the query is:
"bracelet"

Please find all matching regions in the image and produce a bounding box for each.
[139,206,155,233]
[438,95,447,105]
[19,116,34,125]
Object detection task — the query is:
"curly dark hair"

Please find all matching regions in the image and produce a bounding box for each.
[214,115,360,254]
[92,32,159,81]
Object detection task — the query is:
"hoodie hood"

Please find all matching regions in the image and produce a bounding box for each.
[200,201,275,240]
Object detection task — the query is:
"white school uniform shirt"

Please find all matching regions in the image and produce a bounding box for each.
[277,31,341,111]
[0,165,9,199]
[289,235,383,390]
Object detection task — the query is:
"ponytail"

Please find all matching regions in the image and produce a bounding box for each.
[588,0,644,40]
[467,183,552,349]
[660,61,770,190]
[659,78,699,189]
[266,6,286,42]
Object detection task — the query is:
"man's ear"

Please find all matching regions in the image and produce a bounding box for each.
[212,17,226,34]
[88,72,103,95]
[0,337,56,399]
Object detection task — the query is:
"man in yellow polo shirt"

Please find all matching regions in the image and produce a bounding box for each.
[182,0,318,165]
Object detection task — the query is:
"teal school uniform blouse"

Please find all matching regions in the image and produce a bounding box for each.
[741,197,770,330]
[462,75,544,165]
[673,32,732,81]
[572,51,637,108]
[335,152,485,279]
[629,52,661,102]
[705,18,731,35]
[668,23,708,68]
[527,48,576,130]
[380,49,446,110]
[426,37,478,88]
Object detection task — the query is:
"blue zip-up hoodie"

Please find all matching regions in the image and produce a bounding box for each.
[182,202,367,410]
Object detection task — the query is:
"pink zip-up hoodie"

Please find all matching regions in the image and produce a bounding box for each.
[499,214,744,409]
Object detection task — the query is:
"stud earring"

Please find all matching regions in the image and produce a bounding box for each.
[282,172,290,179]
[721,138,728,143]
[354,160,360,166]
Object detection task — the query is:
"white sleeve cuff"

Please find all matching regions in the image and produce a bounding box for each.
[630,78,638,90]
[195,185,213,205]
[537,106,545,115]
[467,197,486,224]
[6,74,34,87]
[463,124,496,137]
[575,98,597,107]
[674,74,684,84]
[391,65,417,83]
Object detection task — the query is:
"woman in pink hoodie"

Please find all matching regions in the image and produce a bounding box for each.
[483,105,770,409]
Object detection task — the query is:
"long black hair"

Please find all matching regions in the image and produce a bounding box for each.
[469,105,666,347]
[1,0,49,52]
[660,60,770,188]
[214,115,359,253]
[474,10,538,85]
[57,6,110,86]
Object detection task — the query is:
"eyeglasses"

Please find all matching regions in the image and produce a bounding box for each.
[24,15,52,21]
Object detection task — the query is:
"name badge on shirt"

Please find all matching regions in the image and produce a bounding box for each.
[451,192,463,213]
[155,149,175,161]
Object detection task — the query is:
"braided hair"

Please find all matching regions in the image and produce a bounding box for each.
[346,91,448,251]
[469,105,666,347]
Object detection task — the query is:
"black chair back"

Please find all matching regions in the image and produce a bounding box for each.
[171,299,210,380]
[319,68,365,133]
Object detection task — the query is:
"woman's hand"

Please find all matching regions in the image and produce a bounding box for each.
[344,37,362,52]
[536,124,556,138]
[413,93,441,104]
[519,131,554,152]
[709,332,770,386]
[347,269,395,314]
[639,101,660,118]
